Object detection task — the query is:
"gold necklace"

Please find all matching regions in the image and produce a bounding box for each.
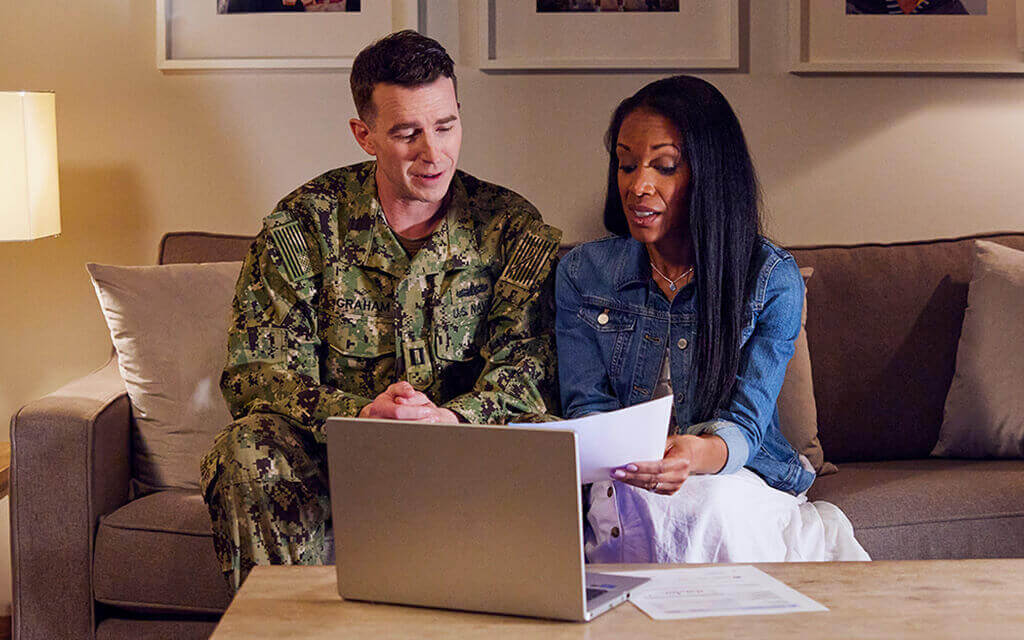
[650,262,694,292]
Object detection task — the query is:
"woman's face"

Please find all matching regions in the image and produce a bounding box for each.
[615,108,691,251]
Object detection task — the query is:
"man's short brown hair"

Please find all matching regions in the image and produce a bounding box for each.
[350,30,457,124]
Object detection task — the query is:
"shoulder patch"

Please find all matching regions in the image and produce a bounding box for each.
[498,222,560,291]
[269,220,314,282]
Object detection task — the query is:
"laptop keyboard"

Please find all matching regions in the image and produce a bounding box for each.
[586,587,608,601]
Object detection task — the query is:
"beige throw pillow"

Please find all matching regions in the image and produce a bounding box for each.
[87,261,242,491]
[932,240,1024,458]
[777,267,836,475]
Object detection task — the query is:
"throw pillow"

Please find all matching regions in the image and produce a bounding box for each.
[932,240,1024,458]
[777,267,837,475]
[87,261,242,492]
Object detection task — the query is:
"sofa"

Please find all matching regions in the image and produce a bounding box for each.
[10,230,1024,640]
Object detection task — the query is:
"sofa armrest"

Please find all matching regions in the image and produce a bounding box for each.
[10,358,131,640]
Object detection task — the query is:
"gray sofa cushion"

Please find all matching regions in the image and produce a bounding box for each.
[789,233,1024,462]
[94,490,232,614]
[808,459,1024,560]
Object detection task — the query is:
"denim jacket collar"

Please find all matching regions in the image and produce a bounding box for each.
[613,237,653,291]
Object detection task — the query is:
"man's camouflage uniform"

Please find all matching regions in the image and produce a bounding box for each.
[200,161,562,591]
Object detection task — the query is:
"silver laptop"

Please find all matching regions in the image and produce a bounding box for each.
[325,417,647,621]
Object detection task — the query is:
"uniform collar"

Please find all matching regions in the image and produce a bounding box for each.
[344,167,481,277]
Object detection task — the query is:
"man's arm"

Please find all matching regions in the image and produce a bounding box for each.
[442,217,562,424]
[221,209,373,440]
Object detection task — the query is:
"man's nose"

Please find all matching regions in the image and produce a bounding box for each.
[418,132,442,164]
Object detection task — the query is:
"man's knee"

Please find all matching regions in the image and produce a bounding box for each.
[200,413,296,495]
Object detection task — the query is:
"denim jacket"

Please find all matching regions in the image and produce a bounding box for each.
[555,235,815,495]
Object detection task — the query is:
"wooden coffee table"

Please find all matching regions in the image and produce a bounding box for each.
[210,559,1024,639]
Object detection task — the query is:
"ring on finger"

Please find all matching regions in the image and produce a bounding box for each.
[652,481,660,492]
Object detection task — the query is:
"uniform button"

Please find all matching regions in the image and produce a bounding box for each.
[677,338,688,350]
[597,310,609,325]
[607,486,614,498]
[610,526,620,538]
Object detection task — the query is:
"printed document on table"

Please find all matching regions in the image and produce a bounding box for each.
[607,565,828,620]
[509,396,671,483]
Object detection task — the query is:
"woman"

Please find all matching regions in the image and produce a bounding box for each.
[555,76,868,563]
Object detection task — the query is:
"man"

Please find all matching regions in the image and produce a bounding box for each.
[200,30,562,592]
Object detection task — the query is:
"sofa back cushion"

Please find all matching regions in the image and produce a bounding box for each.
[160,231,255,265]
[88,261,244,492]
[789,233,1024,463]
[159,231,1024,464]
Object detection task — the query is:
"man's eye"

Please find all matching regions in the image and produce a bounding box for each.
[437,126,453,133]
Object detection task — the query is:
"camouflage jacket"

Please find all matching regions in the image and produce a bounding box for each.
[222,161,562,440]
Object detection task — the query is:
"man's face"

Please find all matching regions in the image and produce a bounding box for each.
[350,76,462,208]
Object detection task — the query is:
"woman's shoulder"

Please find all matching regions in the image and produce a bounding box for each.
[754,236,795,263]
[557,235,642,297]
[565,234,631,257]
[753,237,799,277]
[750,236,802,304]
[560,235,634,275]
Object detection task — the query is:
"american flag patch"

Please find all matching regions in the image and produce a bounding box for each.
[270,220,313,281]
[499,228,557,290]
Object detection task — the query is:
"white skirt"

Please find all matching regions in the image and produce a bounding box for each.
[585,467,870,564]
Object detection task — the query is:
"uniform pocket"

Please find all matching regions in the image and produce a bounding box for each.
[434,273,492,362]
[324,313,396,370]
[434,303,488,362]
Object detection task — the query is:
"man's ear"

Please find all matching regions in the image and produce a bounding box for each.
[349,118,376,156]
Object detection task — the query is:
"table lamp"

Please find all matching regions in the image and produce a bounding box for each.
[1,90,61,241]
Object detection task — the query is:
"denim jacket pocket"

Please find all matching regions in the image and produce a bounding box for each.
[578,304,636,379]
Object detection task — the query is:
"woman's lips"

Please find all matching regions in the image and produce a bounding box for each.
[629,207,661,226]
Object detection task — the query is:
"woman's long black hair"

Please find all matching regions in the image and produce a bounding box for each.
[603,75,762,423]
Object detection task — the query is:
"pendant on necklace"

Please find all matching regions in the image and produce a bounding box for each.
[669,283,677,292]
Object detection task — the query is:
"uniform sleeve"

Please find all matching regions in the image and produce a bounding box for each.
[553,250,623,419]
[685,256,804,474]
[442,216,562,424]
[221,208,373,441]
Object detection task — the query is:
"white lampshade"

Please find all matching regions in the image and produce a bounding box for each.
[1,91,61,241]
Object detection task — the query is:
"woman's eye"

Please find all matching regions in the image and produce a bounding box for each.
[618,164,637,173]
[655,165,678,175]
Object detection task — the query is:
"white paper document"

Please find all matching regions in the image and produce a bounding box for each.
[608,565,828,620]
[511,396,672,483]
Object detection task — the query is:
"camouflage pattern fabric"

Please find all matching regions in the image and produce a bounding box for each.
[202,161,562,591]
[200,413,331,592]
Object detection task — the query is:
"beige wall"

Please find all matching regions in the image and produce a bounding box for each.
[1,0,1023,613]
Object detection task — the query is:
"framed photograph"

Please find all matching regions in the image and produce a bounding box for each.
[789,0,1024,73]
[479,0,740,71]
[156,0,421,71]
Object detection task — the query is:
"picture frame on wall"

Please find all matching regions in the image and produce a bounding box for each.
[789,0,1024,73]
[156,0,422,71]
[479,0,740,71]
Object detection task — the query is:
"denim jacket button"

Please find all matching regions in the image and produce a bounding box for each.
[677,338,688,350]
[597,311,609,325]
